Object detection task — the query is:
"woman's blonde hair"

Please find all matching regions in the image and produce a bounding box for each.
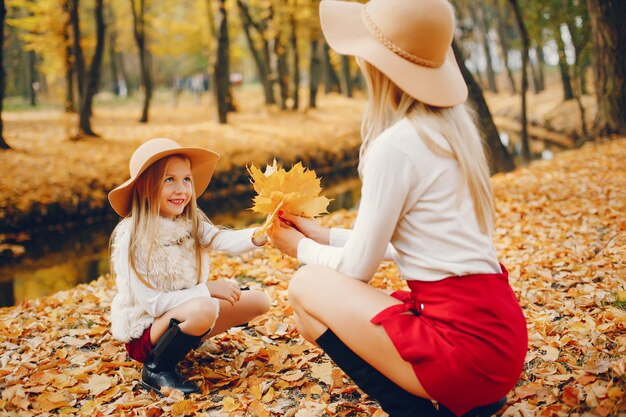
[357,58,494,235]
[110,155,212,288]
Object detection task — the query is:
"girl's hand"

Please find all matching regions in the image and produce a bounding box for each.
[252,231,268,247]
[278,211,330,245]
[268,219,305,258]
[206,280,241,306]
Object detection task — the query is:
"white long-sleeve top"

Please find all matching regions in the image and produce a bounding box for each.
[297,118,501,282]
[109,216,259,342]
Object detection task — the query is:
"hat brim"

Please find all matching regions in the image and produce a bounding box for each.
[108,147,220,217]
[320,0,467,107]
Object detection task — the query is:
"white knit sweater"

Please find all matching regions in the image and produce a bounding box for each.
[297,118,501,282]
[109,216,257,342]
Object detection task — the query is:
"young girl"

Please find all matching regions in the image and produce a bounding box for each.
[268,0,528,416]
[108,138,270,396]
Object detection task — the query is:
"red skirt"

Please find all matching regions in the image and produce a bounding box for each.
[124,325,153,363]
[371,265,527,417]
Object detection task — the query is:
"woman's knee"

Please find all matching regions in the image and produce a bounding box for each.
[288,265,319,306]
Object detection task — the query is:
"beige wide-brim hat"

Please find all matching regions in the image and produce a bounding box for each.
[320,0,467,107]
[108,138,220,217]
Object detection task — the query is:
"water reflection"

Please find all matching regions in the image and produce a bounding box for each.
[0,175,361,308]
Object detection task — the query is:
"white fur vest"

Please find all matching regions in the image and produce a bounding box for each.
[109,217,209,342]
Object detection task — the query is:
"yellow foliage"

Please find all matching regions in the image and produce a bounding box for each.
[248,160,331,237]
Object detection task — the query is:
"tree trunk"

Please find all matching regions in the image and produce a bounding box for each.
[290,13,299,110]
[78,0,105,137]
[108,42,118,95]
[529,47,543,94]
[535,43,546,91]
[275,29,289,110]
[131,0,151,123]
[205,0,216,92]
[309,37,321,108]
[509,0,531,163]
[555,31,574,100]
[452,40,515,174]
[474,2,497,93]
[0,0,10,150]
[587,0,626,135]
[63,1,76,113]
[323,42,340,93]
[27,51,37,106]
[69,0,85,100]
[237,0,274,105]
[340,55,353,98]
[494,0,516,93]
[106,6,119,95]
[215,0,231,124]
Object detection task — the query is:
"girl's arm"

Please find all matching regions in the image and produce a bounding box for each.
[130,276,211,318]
[125,257,212,318]
[201,225,265,255]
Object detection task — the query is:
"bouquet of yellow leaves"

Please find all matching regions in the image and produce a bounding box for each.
[248,160,331,238]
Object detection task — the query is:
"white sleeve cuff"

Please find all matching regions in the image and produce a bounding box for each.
[297,237,323,265]
[329,228,352,247]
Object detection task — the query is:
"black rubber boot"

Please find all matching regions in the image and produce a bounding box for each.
[316,329,439,417]
[141,319,206,396]
[439,396,507,417]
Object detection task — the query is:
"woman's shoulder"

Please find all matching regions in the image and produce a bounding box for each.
[369,119,423,161]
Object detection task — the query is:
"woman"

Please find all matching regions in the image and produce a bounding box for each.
[267,0,528,416]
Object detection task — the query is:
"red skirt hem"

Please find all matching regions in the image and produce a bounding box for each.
[124,325,153,363]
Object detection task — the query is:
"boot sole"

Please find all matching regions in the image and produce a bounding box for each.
[140,381,165,397]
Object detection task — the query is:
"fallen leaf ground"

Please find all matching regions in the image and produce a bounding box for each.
[1,135,624,416]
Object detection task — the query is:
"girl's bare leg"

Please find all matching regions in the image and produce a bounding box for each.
[204,290,270,337]
[288,264,431,399]
[149,290,270,344]
[150,296,219,344]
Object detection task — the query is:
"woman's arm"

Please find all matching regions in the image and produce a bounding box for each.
[272,143,414,281]
[328,228,396,260]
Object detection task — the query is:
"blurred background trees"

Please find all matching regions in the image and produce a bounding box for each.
[0,0,624,164]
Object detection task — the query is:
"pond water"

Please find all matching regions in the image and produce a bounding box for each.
[0,176,362,308]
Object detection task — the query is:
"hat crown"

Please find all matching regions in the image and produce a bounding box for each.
[129,138,181,177]
[363,0,455,67]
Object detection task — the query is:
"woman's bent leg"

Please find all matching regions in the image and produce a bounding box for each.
[288,264,430,399]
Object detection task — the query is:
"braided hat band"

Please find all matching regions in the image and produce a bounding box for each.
[361,8,445,69]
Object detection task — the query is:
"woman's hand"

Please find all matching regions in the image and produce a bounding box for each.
[267,218,305,258]
[278,211,330,245]
[206,280,241,306]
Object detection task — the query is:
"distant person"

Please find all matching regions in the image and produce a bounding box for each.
[267,0,528,416]
[116,76,128,98]
[107,138,270,396]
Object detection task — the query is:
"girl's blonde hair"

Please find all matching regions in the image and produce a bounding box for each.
[357,58,494,235]
[110,155,212,289]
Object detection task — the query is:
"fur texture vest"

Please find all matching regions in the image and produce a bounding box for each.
[109,217,209,342]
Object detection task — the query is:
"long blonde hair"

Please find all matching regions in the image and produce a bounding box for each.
[110,155,211,289]
[357,58,494,235]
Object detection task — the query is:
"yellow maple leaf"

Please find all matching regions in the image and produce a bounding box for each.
[248,160,331,237]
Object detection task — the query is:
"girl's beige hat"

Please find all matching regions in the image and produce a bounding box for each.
[320,0,467,107]
[108,138,220,217]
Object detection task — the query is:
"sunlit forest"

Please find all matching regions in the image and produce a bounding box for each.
[0,0,624,416]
